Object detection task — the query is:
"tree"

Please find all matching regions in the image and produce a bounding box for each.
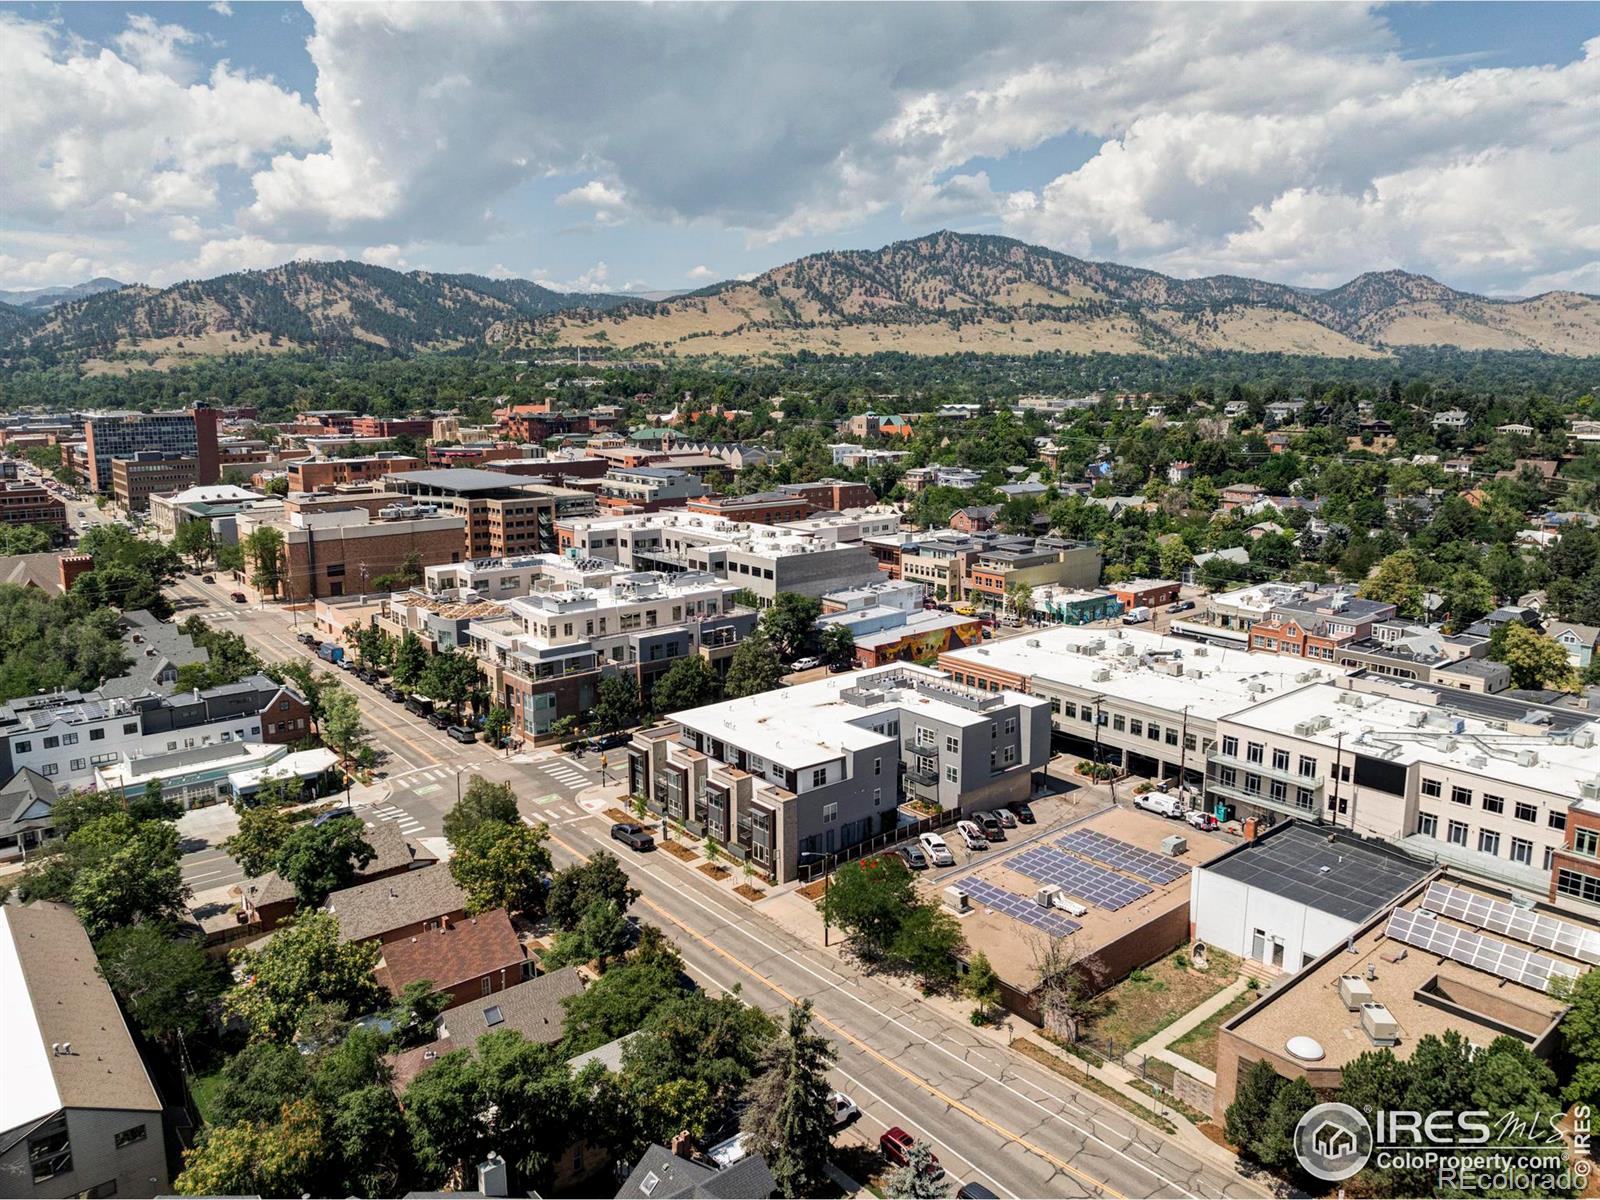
[172,519,216,569]
[420,647,481,716]
[1254,1075,1317,1173]
[402,1051,487,1185]
[273,815,376,907]
[96,922,224,1044]
[819,856,918,963]
[391,631,429,690]
[544,899,632,970]
[1158,539,1194,582]
[241,526,286,596]
[1358,549,1426,618]
[443,776,520,844]
[723,631,787,698]
[964,950,1001,1022]
[1030,935,1108,1043]
[1490,621,1580,691]
[0,523,52,555]
[1223,1059,1282,1153]
[329,1084,412,1196]
[209,1040,314,1125]
[482,704,512,748]
[319,681,369,768]
[892,903,965,990]
[173,1098,326,1197]
[650,654,721,714]
[130,777,180,823]
[449,818,552,916]
[223,804,292,878]
[884,1140,949,1199]
[67,813,188,939]
[223,911,383,1042]
[819,623,856,669]
[546,851,640,932]
[593,672,642,734]
[741,1000,836,1197]
[385,979,453,1050]
[49,789,123,837]
[760,592,823,661]
[558,934,687,1054]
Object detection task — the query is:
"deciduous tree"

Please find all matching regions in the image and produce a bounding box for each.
[274,814,375,907]
[223,911,383,1043]
[546,851,640,932]
[95,922,224,1044]
[443,776,519,844]
[722,630,786,698]
[224,805,292,878]
[448,818,552,916]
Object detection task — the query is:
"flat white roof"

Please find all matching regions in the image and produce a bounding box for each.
[1224,683,1600,800]
[0,907,60,1133]
[229,747,339,791]
[668,663,1042,770]
[944,625,1347,721]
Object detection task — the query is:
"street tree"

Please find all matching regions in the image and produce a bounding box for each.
[544,899,632,970]
[443,776,519,844]
[964,950,1002,1022]
[819,623,855,669]
[891,903,965,991]
[224,804,292,877]
[172,519,217,569]
[1030,934,1108,1043]
[223,911,384,1042]
[449,818,552,916]
[741,1000,836,1198]
[722,631,786,698]
[593,672,641,733]
[760,593,822,661]
[482,704,512,748]
[130,777,181,823]
[420,647,480,716]
[96,922,225,1045]
[818,855,917,963]
[391,631,429,690]
[649,654,720,714]
[546,851,640,932]
[241,527,286,596]
[319,682,369,768]
[274,815,376,907]
[557,933,686,1054]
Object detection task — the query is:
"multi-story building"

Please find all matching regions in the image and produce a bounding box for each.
[147,484,265,539]
[966,537,1103,608]
[818,582,982,667]
[776,479,876,511]
[349,416,432,439]
[466,572,757,738]
[1108,578,1181,610]
[383,468,594,560]
[628,664,1049,881]
[598,466,711,512]
[0,482,66,538]
[235,504,468,600]
[289,453,424,492]
[555,511,884,603]
[422,553,625,602]
[0,902,169,1198]
[81,406,219,492]
[685,490,813,524]
[110,452,204,512]
[426,443,527,470]
[900,465,983,493]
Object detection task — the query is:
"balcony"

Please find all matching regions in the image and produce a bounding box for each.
[1207,751,1324,792]
[906,766,938,787]
[1205,777,1320,821]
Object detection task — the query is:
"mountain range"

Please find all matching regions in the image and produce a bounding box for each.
[2,232,1596,368]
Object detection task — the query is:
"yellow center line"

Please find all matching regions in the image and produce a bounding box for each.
[546,830,1121,1199]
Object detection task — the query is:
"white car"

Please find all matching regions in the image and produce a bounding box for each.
[955,820,989,851]
[918,832,955,867]
[830,1091,860,1127]
[790,656,821,672]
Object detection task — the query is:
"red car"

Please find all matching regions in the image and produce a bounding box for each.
[879,1127,944,1180]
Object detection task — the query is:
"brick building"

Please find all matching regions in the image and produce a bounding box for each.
[776,479,876,511]
[684,490,813,524]
[0,482,66,537]
[385,468,593,559]
[289,454,425,493]
[235,505,467,600]
[349,416,432,439]
[111,453,201,511]
[82,405,219,492]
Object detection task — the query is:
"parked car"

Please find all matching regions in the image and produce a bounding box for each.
[975,811,1005,840]
[956,1184,999,1199]
[339,658,356,672]
[830,1092,861,1127]
[427,711,450,730]
[229,591,248,603]
[918,832,955,867]
[611,823,655,852]
[1185,808,1220,831]
[789,656,821,672]
[1135,791,1182,818]
[994,808,1017,829]
[381,684,405,703]
[201,574,215,583]
[355,668,376,685]
[879,1128,943,1180]
[827,659,852,673]
[895,843,929,870]
[954,820,989,851]
[446,724,476,744]
[1168,599,1196,613]
[1009,801,1036,824]
[297,631,318,646]
[585,732,631,751]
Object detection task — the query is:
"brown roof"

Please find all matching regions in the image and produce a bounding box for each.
[4,901,161,1118]
[328,863,467,944]
[378,909,526,995]
[389,966,584,1087]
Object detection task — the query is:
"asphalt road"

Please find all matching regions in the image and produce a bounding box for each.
[170,581,1264,1200]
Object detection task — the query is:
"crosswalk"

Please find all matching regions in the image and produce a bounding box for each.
[539,760,592,790]
[370,801,425,836]
[391,765,456,795]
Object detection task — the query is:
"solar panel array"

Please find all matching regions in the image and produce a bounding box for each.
[1385,907,1581,994]
[1422,881,1600,967]
[957,877,1082,938]
[1059,829,1190,886]
[1007,845,1153,910]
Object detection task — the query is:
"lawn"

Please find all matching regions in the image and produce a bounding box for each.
[187,1070,225,1126]
[1167,988,1257,1072]
[1082,947,1240,1054]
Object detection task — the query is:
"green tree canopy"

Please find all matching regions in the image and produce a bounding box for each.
[223,911,384,1043]
[546,851,640,932]
[443,775,520,844]
[448,818,552,916]
[722,631,787,699]
[741,1000,837,1198]
[274,815,376,907]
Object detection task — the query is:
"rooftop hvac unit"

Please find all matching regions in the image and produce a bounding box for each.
[1581,778,1600,801]
[1406,710,1427,728]
[1247,681,1267,694]
[1035,885,1062,909]
[943,886,970,913]
[1091,667,1111,682]
[1161,833,1188,857]
[1339,975,1375,1011]
[1360,1002,1400,1046]
[1117,643,1135,657]
[1193,646,1209,656]
[1517,749,1540,767]
[1468,755,1489,770]
[1438,736,1458,753]
[1576,729,1597,750]
[1294,720,1317,736]
[1295,670,1318,683]
[1026,638,1041,649]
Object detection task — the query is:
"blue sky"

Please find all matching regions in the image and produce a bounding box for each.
[2,2,1596,295]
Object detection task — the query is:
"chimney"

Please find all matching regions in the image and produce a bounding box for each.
[440,914,451,931]
[670,1130,695,1158]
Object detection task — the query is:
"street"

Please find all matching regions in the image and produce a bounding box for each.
[171,581,1263,1200]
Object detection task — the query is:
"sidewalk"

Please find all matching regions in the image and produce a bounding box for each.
[1131,974,1251,1088]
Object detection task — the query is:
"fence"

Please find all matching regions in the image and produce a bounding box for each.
[796,806,963,883]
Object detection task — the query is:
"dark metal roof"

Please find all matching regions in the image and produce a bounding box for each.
[1203,822,1430,924]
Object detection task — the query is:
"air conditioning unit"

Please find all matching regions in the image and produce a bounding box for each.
[1360,1002,1400,1046]
[1575,729,1597,750]
[943,886,970,913]
[1518,749,1540,767]
[1161,834,1188,857]
[1036,885,1062,909]
[1117,643,1135,657]
[1406,710,1426,728]
[1294,720,1316,736]
[1339,975,1375,1011]
[1091,667,1111,682]
[1581,779,1600,802]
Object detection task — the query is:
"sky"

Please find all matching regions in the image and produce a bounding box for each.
[1,1,1596,297]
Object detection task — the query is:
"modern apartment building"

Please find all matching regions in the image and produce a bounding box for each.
[966,537,1104,607]
[423,553,626,602]
[0,902,169,1199]
[555,511,884,603]
[383,468,595,559]
[628,664,1048,882]
[598,466,711,511]
[81,406,219,492]
[466,571,757,737]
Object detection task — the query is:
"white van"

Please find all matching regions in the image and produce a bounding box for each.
[955,820,989,851]
[1122,606,1152,625]
[1135,791,1182,818]
[919,832,955,867]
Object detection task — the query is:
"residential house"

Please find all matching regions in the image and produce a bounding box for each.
[1549,622,1600,671]
[377,908,532,1011]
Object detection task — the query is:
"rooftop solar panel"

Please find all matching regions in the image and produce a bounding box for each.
[1006,844,1153,910]
[1059,828,1190,886]
[1385,907,1580,994]
[957,877,1081,938]
[1422,881,1600,967]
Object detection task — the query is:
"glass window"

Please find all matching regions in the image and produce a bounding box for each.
[811,768,826,788]
[1478,830,1500,856]
[1515,802,1538,823]
[1129,719,1142,737]
[1246,742,1264,765]
[1447,820,1468,847]
[1272,748,1289,772]
[1576,829,1600,858]
[945,765,958,783]
[1421,778,1442,798]
[1418,813,1438,837]
[42,736,58,749]
[1222,736,1239,758]
[1451,786,1472,806]
[1298,755,1317,778]
[1510,838,1533,866]
[822,802,838,824]
[114,1125,147,1149]
[1113,715,1126,732]
[1557,869,1600,906]
[90,727,104,741]
[1482,794,1504,814]
[28,1117,71,1183]
[1550,811,1568,831]
[945,736,958,754]
[14,740,30,753]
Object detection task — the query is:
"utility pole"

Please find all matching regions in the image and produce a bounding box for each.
[1329,730,1344,827]
[1178,704,1190,804]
